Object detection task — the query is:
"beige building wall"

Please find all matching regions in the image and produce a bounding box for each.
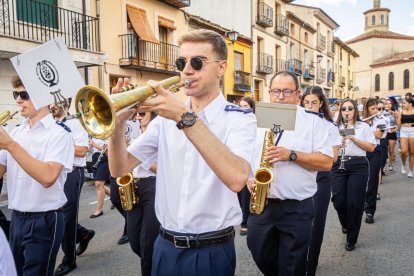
[333,38,358,99]
[371,62,414,98]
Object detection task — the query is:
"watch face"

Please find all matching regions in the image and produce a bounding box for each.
[290,151,297,161]
[182,112,196,126]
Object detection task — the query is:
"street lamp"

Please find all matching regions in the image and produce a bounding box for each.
[227,30,239,44]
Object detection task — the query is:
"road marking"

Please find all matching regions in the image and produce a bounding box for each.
[89,197,110,205]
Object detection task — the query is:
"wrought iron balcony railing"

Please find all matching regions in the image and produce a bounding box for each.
[303,64,315,80]
[158,0,190,8]
[256,52,274,74]
[0,0,100,52]
[289,58,302,76]
[275,14,289,36]
[119,34,179,74]
[348,80,353,89]
[327,40,334,57]
[317,33,326,52]
[316,67,326,84]
[256,1,273,28]
[234,70,251,92]
[340,76,346,87]
[276,59,289,73]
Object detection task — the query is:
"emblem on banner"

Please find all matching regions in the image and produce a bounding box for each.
[36,60,59,87]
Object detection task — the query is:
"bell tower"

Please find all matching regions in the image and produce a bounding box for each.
[363,0,390,33]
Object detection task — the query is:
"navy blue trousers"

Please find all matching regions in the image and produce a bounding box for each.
[247,197,314,276]
[109,177,127,236]
[332,158,369,245]
[152,232,236,276]
[60,167,84,266]
[126,177,160,276]
[365,146,382,216]
[307,171,332,276]
[10,210,64,276]
[237,186,250,228]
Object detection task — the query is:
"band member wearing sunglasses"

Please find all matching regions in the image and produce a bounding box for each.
[300,86,341,276]
[0,76,74,275]
[108,29,256,275]
[247,72,333,276]
[332,99,375,251]
[362,98,387,224]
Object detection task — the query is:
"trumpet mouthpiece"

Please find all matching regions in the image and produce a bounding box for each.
[183,79,192,87]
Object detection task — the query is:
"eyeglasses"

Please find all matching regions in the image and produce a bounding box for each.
[269,89,294,97]
[377,107,385,111]
[13,90,30,101]
[341,106,354,111]
[175,57,222,71]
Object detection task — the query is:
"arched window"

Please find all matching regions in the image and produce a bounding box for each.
[404,69,410,89]
[372,15,376,25]
[389,72,394,90]
[375,74,380,92]
[380,15,384,25]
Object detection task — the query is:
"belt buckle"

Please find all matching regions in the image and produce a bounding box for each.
[173,236,191,248]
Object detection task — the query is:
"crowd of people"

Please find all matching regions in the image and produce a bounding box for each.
[0,29,413,276]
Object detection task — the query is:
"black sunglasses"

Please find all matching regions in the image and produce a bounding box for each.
[341,106,354,111]
[377,107,385,111]
[175,57,222,71]
[13,90,30,100]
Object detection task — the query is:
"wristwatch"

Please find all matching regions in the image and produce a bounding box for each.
[176,112,197,130]
[289,150,297,161]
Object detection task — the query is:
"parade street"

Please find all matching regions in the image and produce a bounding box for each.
[1,160,413,276]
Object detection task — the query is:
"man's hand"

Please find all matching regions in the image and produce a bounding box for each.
[266,146,291,164]
[246,179,256,194]
[0,126,14,150]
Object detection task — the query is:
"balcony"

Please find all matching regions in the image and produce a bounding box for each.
[158,0,190,8]
[348,80,353,89]
[317,34,326,52]
[303,64,315,80]
[327,41,334,58]
[276,59,289,73]
[327,71,334,86]
[119,34,179,74]
[316,67,326,84]
[256,1,273,28]
[275,14,289,36]
[340,76,346,87]
[289,59,302,76]
[0,0,100,53]
[234,70,251,92]
[256,52,274,74]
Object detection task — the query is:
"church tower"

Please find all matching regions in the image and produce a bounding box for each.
[363,0,390,33]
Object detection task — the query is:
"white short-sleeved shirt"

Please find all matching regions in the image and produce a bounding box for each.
[368,116,388,144]
[0,114,74,212]
[0,228,16,276]
[325,119,342,148]
[253,107,333,201]
[340,121,376,156]
[128,93,257,233]
[64,119,89,167]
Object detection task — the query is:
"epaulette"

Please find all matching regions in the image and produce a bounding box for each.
[56,121,71,132]
[305,109,324,119]
[224,105,253,114]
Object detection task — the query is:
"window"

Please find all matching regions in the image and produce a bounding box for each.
[375,74,380,92]
[290,23,295,36]
[404,69,410,89]
[348,53,351,66]
[372,15,376,25]
[340,49,342,61]
[304,32,308,43]
[380,15,384,25]
[234,51,244,71]
[17,0,58,29]
[388,72,394,90]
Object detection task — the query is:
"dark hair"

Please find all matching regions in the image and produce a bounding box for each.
[386,98,396,111]
[363,97,378,119]
[337,98,361,126]
[240,96,255,113]
[405,97,414,106]
[405,92,413,99]
[269,71,299,91]
[301,86,333,122]
[11,75,23,88]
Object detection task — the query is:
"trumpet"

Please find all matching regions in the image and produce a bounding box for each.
[0,110,19,125]
[75,76,191,139]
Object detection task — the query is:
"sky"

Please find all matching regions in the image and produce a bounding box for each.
[294,0,414,41]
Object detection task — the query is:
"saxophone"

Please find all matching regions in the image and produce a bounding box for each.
[250,127,277,215]
[116,134,138,211]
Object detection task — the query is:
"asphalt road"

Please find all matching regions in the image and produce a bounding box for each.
[1,159,413,276]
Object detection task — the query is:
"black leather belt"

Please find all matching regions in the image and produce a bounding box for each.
[159,226,235,248]
[14,207,64,217]
[341,156,365,161]
[73,166,84,170]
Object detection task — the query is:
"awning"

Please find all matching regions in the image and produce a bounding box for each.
[126,4,158,44]
[158,16,176,30]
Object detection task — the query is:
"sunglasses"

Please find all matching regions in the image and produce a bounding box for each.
[13,90,30,100]
[341,106,354,111]
[270,89,294,97]
[175,57,222,71]
[377,107,385,111]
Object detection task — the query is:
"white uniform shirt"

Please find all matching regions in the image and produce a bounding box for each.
[0,229,16,276]
[128,93,257,233]
[0,114,74,212]
[340,121,376,156]
[253,107,333,201]
[370,116,388,144]
[65,118,89,167]
[325,119,342,148]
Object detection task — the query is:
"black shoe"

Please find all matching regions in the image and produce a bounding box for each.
[377,193,381,200]
[345,243,355,251]
[110,204,115,210]
[240,228,248,236]
[76,230,95,256]
[342,227,348,234]
[54,263,77,276]
[90,211,103,218]
[117,234,129,245]
[365,214,374,224]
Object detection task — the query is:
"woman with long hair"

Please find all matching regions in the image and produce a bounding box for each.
[362,98,387,224]
[397,97,414,177]
[385,98,398,172]
[332,99,376,251]
[300,86,341,275]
